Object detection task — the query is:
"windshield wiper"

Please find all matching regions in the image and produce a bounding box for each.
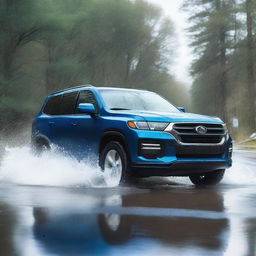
[110,108,131,110]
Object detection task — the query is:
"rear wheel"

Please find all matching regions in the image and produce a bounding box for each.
[32,140,50,156]
[189,169,225,186]
[100,141,130,186]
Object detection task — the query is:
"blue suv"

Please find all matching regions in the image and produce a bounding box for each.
[32,85,232,186]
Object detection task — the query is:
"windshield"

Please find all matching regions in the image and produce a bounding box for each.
[99,89,180,113]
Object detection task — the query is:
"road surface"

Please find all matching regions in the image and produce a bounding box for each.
[0,149,255,256]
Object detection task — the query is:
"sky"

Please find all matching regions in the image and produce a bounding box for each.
[146,0,193,86]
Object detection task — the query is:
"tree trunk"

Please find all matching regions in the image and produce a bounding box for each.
[219,25,228,122]
[246,0,256,131]
[216,0,228,122]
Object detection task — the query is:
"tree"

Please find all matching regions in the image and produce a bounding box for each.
[183,0,237,123]
[0,0,188,129]
[0,0,46,126]
[245,0,256,130]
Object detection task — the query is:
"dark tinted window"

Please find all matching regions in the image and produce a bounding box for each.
[60,91,78,115]
[76,90,99,113]
[44,95,62,115]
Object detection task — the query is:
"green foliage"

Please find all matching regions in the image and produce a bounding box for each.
[0,0,187,127]
[184,0,256,136]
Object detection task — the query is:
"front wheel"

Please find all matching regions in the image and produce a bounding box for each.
[189,169,225,186]
[99,141,130,186]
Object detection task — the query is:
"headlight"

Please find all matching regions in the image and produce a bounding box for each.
[127,121,169,131]
[148,122,169,131]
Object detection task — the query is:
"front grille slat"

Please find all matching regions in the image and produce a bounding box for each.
[175,132,225,136]
[206,128,225,130]
[171,123,225,144]
[173,127,194,130]
[174,123,223,128]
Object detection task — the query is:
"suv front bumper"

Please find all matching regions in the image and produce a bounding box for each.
[131,159,231,177]
[126,129,232,176]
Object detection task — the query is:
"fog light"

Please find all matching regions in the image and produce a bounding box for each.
[141,143,161,150]
[139,140,164,159]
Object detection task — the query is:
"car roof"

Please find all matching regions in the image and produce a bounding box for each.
[97,87,150,93]
[49,85,151,96]
[50,84,94,96]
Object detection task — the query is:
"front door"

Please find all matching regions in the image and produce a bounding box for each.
[71,90,101,160]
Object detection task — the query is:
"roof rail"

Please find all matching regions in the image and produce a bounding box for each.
[51,84,94,95]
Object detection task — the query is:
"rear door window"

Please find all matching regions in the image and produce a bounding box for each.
[60,91,79,115]
[43,95,62,115]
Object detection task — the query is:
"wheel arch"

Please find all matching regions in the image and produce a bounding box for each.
[99,130,130,160]
[32,134,51,148]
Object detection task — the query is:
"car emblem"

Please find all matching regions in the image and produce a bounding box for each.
[195,125,207,134]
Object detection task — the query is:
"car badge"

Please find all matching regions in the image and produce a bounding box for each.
[195,125,207,134]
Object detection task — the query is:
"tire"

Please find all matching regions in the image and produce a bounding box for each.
[189,169,225,186]
[99,141,130,185]
[32,140,50,156]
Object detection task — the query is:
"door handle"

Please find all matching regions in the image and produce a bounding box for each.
[48,121,55,126]
[72,122,78,126]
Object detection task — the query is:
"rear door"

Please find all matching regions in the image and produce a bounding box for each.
[52,91,79,152]
[41,94,63,144]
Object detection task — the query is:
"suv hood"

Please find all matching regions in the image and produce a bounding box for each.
[115,110,223,123]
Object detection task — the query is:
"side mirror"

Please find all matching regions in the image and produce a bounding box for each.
[177,107,185,112]
[77,103,95,114]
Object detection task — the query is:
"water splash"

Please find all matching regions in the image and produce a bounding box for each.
[1,145,256,187]
[0,146,116,187]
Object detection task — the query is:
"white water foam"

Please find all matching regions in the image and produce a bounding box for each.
[0,146,116,187]
[1,146,256,187]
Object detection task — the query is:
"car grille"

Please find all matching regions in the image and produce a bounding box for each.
[171,123,226,144]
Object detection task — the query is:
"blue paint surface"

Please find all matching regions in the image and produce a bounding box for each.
[32,86,232,173]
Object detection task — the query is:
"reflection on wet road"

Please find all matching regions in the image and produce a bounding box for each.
[0,150,255,256]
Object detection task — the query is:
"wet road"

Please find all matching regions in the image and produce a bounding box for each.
[0,150,256,256]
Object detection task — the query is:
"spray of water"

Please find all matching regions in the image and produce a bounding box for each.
[0,146,117,187]
[0,144,255,187]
